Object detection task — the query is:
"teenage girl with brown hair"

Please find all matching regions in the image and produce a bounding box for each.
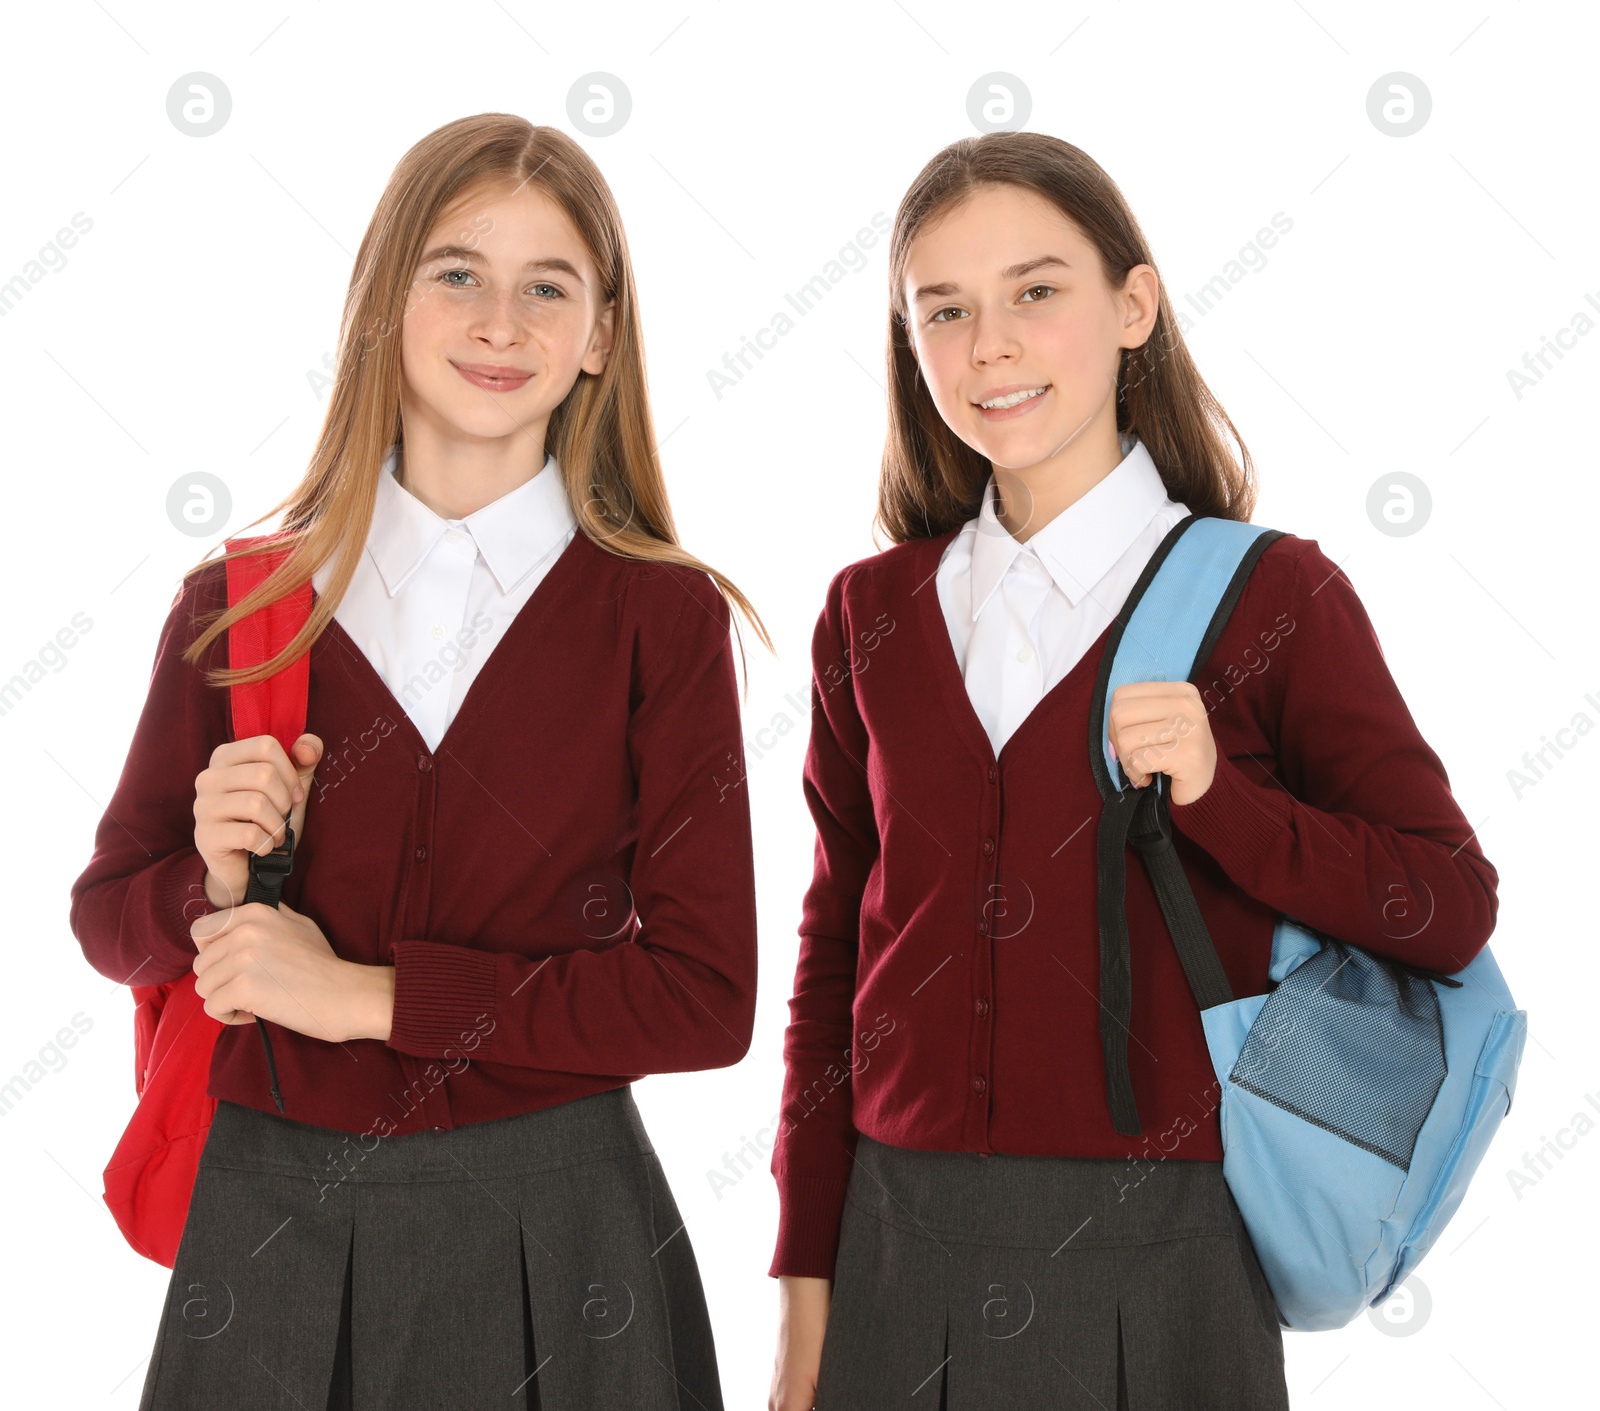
[767,132,1497,1410]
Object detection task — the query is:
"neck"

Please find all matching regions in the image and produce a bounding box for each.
[991,422,1126,543]
[393,410,550,520]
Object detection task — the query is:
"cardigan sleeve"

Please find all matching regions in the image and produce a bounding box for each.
[1167,536,1499,975]
[383,565,759,1076]
[766,567,879,1279]
[68,567,229,988]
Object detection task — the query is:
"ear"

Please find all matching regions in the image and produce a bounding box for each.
[583,299,616,376]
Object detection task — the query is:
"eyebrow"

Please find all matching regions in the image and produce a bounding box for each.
[418,245,587,285]
[911,255,1069,303]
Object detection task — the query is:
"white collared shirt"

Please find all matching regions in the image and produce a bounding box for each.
[934,432,1192,757]
[311,443,577,752]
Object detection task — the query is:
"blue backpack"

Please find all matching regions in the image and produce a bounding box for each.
[1089,513,1526,1331]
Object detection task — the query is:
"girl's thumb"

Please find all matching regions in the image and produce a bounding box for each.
[292,734,324,790]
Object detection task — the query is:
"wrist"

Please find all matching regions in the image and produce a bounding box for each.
[347,964,396,1042]
[202,867,237,910]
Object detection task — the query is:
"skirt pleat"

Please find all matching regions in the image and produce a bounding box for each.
[137,1086,722,1411]
[814,1134,1289,1411]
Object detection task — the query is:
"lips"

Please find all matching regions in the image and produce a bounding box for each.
[451,360,532,392]
[975,384,1049,410]
[975,384,1050,420]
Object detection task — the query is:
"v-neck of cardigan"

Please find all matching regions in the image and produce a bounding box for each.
[313,528,590,759]
[911,529,1115,774]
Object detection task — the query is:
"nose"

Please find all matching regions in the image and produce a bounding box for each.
[968,305,1021,365]
[468,286,528,348]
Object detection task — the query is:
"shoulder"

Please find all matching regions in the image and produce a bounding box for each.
[178,555,230,604]
[164,557,231,647]
[605,545,731,644]
[822,532,954,614]
[1223,527,1384,671]
[1245,528,1366,619]
[1203,525,1343,616]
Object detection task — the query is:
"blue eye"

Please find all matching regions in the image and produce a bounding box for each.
[432,270,566,299]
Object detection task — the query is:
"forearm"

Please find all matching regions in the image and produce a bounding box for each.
[383,927,755,1072]
[71,847,213,986]
[1170,733,1498,973]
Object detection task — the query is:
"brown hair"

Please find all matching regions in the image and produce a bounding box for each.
[878,131,1258,544]
[181,113,770,691]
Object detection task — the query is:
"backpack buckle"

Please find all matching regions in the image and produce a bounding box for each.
[1124,778,1172,856]
[245,821,295,906]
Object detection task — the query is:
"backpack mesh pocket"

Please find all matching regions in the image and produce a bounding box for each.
[1229,942,1447,1170]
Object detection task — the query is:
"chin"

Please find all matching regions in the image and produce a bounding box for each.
[427,396,533,438]
[976,437,1052,472]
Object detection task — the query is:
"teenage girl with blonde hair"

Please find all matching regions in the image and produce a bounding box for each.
[73,113,768,1410]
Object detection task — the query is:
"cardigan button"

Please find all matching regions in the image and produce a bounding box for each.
[414,846,427,862]
[417,754,433,773]
[972,1075,987,1094]
[981,837,995,856]
[977,919,989,937]
[987,766,998,784]
[975,997,989,1017]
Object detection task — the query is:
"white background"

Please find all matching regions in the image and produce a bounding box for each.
[2,1,1594,1406]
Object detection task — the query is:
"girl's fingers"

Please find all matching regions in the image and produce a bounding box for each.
[209,739,300,814]
[198,802,289,857]
[220,756,297,818]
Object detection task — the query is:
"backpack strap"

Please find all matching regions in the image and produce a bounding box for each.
[222,533,312,1115]
[224,535,312,757]
[225,535,310,916]
[1085,514,1287,1135]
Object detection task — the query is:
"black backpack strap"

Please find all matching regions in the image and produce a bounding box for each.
[1087,515,1286,1135]
[241,818,293,1115]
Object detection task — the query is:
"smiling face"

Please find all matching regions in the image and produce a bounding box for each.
[901,182,1155,478]
[398,179,614,453]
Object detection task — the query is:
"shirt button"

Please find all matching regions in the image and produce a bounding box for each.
[981,838,995,856]
[973,1075,987,1094]
[417,754,433,773]
[445,528,463,544]
[414,846,427,862]
[1016,646,1033,662]
[975,997,990,1017]
[430,623,446,640]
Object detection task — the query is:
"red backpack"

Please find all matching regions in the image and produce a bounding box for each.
[100,534,312,1266]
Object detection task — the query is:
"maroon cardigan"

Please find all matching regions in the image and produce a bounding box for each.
[70,532,758,1136]
[768,529,1499,1279]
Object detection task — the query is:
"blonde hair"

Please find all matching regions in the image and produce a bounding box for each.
[182,113,770,691]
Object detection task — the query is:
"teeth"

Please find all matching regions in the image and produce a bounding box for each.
[980,386,1046,410]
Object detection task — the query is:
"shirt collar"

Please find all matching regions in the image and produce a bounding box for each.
[968,432,1171,619]
[368,443,576,597]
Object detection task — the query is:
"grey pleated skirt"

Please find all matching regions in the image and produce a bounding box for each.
[814,1135,1289,1411]
[138,1085,722,1411]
